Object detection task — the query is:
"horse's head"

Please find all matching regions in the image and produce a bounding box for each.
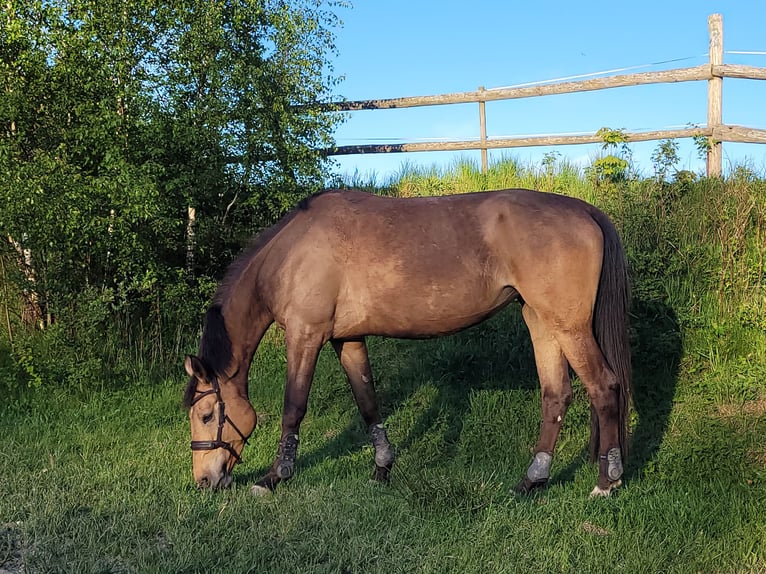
[184,355,256,489]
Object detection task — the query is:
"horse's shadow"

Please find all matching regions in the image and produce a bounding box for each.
[241,299,680,491]
[623,300,682,480]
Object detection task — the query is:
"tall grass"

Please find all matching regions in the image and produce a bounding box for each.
[390,155,595,202]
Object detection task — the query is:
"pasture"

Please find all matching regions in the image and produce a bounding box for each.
[2,160,765,573]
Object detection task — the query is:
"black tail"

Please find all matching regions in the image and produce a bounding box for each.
[588,209,632,462]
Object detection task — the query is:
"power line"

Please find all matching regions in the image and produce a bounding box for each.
[489,54,707,91]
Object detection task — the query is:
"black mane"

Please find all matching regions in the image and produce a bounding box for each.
[183,305,232,407]
[199,304,233,378]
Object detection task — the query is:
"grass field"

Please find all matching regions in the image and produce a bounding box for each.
[2,158,765,573]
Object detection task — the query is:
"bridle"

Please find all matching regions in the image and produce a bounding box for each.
[190,376,250,464]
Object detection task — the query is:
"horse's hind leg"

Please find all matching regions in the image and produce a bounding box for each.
[332,338,395,482]
[515,304,573,494]
[556,330,623,497]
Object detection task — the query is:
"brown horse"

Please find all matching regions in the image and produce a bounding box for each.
[183,188,631,497]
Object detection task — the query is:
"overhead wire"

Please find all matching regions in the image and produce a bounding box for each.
[488,54,707,91]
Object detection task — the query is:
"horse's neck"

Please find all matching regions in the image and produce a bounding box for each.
[223,292,273,373]
[217,249,276,393]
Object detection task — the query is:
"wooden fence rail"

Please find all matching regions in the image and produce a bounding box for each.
[325,14,766,177]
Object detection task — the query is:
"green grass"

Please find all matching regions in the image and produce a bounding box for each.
[2,320,765,573]
[3,315,766,572]
[2,156,766,573]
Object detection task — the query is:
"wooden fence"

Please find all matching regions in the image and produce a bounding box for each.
[325,14,766,177]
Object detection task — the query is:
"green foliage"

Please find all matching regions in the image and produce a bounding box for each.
[589,154,629,183]
[688,124,714,160]
[0,0,344,390]
[1,320,764,573]
[585,127,633,184]
[596,126,630,149]
[651,139,680,183]
[541,150,561,177]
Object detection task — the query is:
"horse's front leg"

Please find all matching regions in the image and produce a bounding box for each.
[252,334,322,495]
[332,338,395,482]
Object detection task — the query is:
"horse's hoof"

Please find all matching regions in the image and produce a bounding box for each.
[252,473,279,494]
[371,464,392,483]
[589,479,622,498]
[513,476,548,495]
[250,484,272,497]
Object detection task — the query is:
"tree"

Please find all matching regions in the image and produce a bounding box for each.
[0,0,344,384]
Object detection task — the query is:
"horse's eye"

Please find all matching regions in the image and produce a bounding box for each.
[202,412,214,424]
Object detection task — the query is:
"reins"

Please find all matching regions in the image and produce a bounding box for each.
[190,375,250,464]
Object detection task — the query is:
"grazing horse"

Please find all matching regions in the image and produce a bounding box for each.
[183,188,631,497]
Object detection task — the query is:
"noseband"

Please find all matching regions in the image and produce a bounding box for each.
[190,376,250,464]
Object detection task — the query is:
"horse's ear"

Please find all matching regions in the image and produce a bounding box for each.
[184,355,208,380]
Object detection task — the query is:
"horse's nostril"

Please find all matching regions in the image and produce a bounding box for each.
[198,476,211,488]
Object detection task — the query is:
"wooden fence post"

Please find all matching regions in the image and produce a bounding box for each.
[707,13,723,177]
[478,86,488,174]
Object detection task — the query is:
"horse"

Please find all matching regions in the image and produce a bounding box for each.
[183,188,632,497]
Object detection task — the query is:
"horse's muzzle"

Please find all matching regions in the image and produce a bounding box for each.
[195,463,232,489]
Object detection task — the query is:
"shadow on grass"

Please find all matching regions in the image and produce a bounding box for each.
[241,305,536,485]
[623,300,682,480]
[242,298,680,492]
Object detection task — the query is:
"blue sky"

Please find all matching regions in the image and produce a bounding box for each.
[328,1,766,182]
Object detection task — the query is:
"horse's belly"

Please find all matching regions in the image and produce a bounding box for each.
[333,284,518,339]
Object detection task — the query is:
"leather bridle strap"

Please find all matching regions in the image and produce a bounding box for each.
[189,378,249,463]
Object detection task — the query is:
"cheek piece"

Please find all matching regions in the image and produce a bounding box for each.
[190,377,250,464]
